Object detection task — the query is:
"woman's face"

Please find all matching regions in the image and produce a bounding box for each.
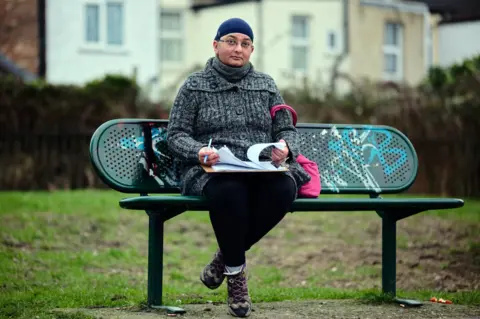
[213,33,254,67]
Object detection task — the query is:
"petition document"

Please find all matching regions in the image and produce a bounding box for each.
[210,142,287,172]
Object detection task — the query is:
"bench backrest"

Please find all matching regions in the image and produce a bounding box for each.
[90,119,418,195]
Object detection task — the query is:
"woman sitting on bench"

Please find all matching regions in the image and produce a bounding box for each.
[166,17,310,318]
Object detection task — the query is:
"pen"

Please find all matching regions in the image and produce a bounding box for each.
[204,138,212,164]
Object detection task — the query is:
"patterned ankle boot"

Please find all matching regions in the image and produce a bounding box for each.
[226,265,252,317]
[200,249,225,289]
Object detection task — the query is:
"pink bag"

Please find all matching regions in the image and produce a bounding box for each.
[270,104,321,198]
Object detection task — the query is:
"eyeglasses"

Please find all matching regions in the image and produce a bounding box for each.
[218,39,253,49]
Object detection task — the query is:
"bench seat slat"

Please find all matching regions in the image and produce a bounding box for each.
[119,196,464,212]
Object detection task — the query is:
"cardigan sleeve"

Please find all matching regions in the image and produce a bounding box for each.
[166,84,204,163]
[269,86,301,160]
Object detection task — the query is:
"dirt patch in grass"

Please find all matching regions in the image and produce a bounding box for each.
[3,209,477,292]
[59,300,480,319]
[2,205,479,319]
[246,212,480,292]
[0,212,148,253]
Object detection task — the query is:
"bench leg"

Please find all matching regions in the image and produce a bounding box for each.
[381,212,423,307]
[382,213,396,296]
[147,212,185,314]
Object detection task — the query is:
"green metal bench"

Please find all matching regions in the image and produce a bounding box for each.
[89,118,464,312]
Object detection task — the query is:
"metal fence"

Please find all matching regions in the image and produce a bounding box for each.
[0,133,105,190]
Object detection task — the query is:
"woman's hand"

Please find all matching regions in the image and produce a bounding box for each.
[198,147,219,166]
[271,139,289,164]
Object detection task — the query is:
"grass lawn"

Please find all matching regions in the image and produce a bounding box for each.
[0,190,479,319]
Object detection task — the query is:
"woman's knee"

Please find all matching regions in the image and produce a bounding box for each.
[204,176,248,201]
[265,175,296,199]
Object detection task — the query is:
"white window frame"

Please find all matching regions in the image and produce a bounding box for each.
[159,9,184,65]
[291,15,309,73]
[383,22,403,81]
[82,0,125,51]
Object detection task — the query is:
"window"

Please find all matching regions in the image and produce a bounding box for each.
[292,16,308,39]
[160,11,183,62]
[384,54,397,73]
[384,22,400,46]
[83,1,124,47]
[85,4,100,43]
[291,15,309,72]
[327,31,336,51]
[292,47,308,70]
[107,2,124,45]
[383,22,403,80]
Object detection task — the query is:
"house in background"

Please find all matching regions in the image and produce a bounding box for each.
[0,0,158,90]
[348,0,436,86]
[158,0,439,98]
[46,0,159,89]
[438,18,480,67]
[413,0,480,67]
[2,0,444,101]
[184,0,350,93]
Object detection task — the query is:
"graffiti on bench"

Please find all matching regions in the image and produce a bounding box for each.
[303,125,410,193]
[116,124,411,193]
[119,126,180,188]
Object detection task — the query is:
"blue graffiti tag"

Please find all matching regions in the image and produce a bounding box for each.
[364,128,407,176]
[327,125,407,176]
[118,126,179,187]
[119,127,165,155]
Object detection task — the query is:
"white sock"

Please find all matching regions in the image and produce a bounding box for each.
[224,264,244,275]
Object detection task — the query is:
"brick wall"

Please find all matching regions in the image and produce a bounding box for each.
[0,0,39,74]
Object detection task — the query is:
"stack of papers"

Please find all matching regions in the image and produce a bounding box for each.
[208,142,288,172]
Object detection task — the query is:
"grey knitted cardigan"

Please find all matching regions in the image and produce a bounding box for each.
[166,57,311,196]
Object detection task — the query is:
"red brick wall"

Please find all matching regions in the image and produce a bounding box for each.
[0,0,39,74]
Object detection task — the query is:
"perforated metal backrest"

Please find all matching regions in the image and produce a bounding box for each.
[90,119,180,193]
[90,119,418,194]
[297,123,417,194]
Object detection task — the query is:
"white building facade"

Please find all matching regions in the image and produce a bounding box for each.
[46,0,159,89]
[438,20,480,67]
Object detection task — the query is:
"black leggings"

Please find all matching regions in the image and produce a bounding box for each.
[203,173,296,267]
